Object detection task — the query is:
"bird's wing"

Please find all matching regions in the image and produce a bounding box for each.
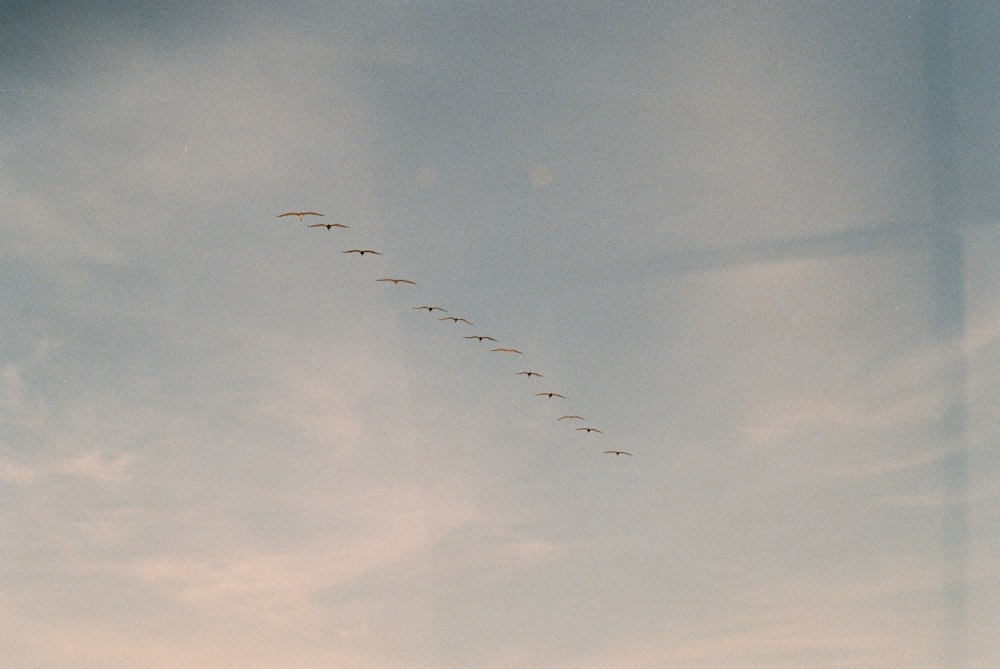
[307,223,325,227]
[301,212,323,216]
[277,212,299,217]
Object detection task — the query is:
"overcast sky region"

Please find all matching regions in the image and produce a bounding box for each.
[2,1,999,667]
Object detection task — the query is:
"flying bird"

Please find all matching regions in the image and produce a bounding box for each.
[414,306,448,313]
[516,371,543,377]
[440,317,473,325]
[557,415,585,421]
[535,392,566,399]
[576,427,603,433]
[604,450,633,456]
[278,211,323,220]
[377,278,416,285]
[464,335,497,342]
[308,222,349,229]
[343,249,382,256]
[492,347,523,354]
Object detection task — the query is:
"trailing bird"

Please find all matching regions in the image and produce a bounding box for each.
[535,392,565,399]
[440,317,473,325]
[557,415,585,421]
[308,222,349,229]
[604,450,632,456]
[343,249,382,256]
[464,335,497,342]
[414,306,447,313]
[516,371,543,377]
[377,278,416,285]
[576,427,603,433]
[278,211,323,220]
[492,347,523,354]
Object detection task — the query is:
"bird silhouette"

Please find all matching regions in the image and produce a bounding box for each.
[308,222,349,229]
[516,371,543,377]
[464,335,497,342]
[535,392,565,399]
[414,306,448,313]
[278,211,323,220]
[557,415,585,421]
[492,347,523,354]
[576,427,603,433]
[343,249,382,256]
[604,450,632,456]
[440,317,473,325]
[377,278,416,285]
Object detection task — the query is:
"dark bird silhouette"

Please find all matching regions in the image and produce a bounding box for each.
[604,450,632,456]
[278,211,323,220]
[440,317,473,325]
[535,392,565,399]
[558,415,585,421]
[516,371,543,377]
[343,249,382,256]
[492,347,523,354]
[414,306,448,313]
[308,222,349,229]
[464,335,497,342]
[576,427,603,433]
[377,278,416,285]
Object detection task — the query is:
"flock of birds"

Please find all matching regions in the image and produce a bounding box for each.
[278,211,633,457]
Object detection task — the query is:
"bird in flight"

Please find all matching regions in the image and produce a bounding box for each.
[464,335,497,342]
[414,306,447,313]
[308,222,349,229]
[440,316,473,325]
[576,427,603,433]
[604,450,632,456]
[492,347,523,354]
[516,371,543,377]
[343,249,382,256]
[535,392,565,399]
[377,278,416,285]
[278,211,323,220]
[557,415,585,421]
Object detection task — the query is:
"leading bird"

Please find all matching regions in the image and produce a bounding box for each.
[278,211,323,220]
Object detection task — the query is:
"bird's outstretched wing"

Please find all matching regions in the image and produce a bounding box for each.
[377,278,416,285]
[536,392,565,398]
[415,306,447,312]
[309,223,348,229]
[604,450,632,456]
[464,335,496,342]
[492,347,522,354]
[576,427,603,433]
[516,371,543,377]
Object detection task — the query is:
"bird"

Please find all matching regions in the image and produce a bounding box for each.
[557,415,585,421]
[516,371,543,377]
[535,392,565,399]
[464,335,497,342]
[308,222,349,229]
[440,316,473,325]
[377,278,416,285]
[492,347,523,354]
[604,450,633,456]
[343,249,382,256]
[278,211,323,220]
[576,427,603,433]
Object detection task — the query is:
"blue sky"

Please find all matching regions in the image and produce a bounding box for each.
[2,1,999,667]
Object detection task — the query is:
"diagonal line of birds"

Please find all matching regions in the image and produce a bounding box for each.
[279,210,629,458]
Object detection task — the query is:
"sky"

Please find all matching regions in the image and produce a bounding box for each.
[2,1,999,667]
